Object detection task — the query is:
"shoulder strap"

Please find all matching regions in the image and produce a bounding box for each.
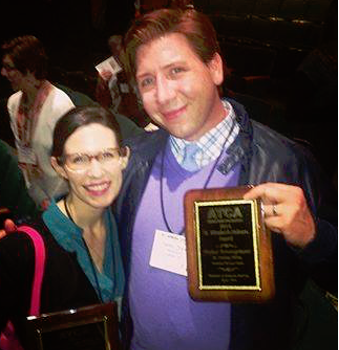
[17,225,46,316]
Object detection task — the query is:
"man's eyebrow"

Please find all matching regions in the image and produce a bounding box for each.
[136,72,150,80]
[136,61,187,79]
[164,61,186,69]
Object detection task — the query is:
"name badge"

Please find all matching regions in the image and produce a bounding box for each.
[149,229,187,277]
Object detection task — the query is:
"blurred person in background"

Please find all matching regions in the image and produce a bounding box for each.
[1,35,75,209]
[95,34,155,130]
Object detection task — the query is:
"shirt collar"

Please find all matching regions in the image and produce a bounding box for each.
[169,100,239,168]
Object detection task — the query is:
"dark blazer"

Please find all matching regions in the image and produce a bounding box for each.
[114,99,337,350]
[0,139,38,219]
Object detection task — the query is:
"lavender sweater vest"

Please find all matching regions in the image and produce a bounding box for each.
[129,142,240,350]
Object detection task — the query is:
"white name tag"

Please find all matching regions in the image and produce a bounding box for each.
[149,229,187,277]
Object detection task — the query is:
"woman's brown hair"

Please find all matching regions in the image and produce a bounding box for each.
[51,106,124,163]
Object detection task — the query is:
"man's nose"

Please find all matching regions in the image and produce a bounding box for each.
[155,76,175,105]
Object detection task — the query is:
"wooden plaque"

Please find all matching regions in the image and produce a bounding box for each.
[25,303,120,350]
[184,186,275,302]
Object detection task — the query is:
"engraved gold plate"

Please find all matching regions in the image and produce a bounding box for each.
[184,186,275,302]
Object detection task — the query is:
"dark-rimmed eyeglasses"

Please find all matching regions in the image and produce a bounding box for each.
[59,148,123,172]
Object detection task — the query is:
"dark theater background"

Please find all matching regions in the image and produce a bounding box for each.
[0,0,334,183]
[0,0,337,185]
[0,0,337,349]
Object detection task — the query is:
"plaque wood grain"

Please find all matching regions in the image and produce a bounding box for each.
[184,186,275,302]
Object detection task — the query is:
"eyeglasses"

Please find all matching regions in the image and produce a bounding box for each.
[60,148,123,172]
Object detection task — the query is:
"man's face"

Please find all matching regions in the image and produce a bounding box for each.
[136,33,225,141]
[1,55,25,91]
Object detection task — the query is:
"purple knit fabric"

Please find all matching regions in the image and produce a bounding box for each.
[129,143,240,350]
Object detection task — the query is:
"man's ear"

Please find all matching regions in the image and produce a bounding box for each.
[207,53,224,86]
[50,157,68,180]
[119,146,130,170]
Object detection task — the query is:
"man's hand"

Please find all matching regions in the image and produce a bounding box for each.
[0,219,17,239]
[244,183,316,248]
[100,70,114,82]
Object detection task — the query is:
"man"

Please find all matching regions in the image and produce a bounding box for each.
[1,35,75,208]
[114,8,337,350]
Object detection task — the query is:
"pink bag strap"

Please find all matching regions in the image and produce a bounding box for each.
[17,225,46,316]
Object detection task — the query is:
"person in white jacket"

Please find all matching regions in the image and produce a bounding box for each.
[1,35,75,208]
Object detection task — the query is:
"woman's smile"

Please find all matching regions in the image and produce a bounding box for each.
[83,181,111,197]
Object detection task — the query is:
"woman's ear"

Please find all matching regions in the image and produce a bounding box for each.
[119,146,130,170]
[50,157,68,180]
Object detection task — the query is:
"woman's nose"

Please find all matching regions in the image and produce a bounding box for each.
[87,159,105,177]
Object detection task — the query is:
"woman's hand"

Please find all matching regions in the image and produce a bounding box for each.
[0,219,17,239]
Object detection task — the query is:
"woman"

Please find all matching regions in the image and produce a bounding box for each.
[0,106,128,348]
[1,35,75,207]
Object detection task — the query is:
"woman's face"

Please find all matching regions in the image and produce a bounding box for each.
[52,123,128,210]
[1,55,26,91]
